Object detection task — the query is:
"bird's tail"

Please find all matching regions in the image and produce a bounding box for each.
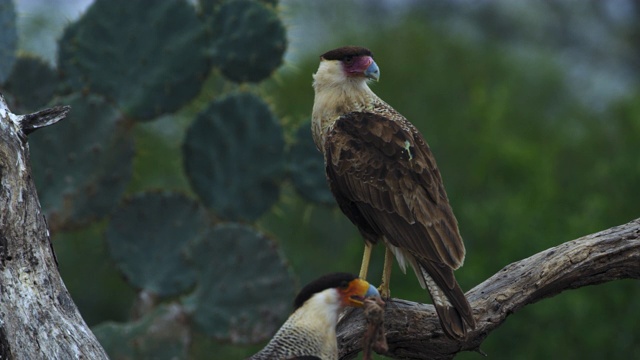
[418,262,475,339]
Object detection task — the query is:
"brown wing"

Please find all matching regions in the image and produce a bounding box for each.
[325,111,475,338]
[325,111,465,269]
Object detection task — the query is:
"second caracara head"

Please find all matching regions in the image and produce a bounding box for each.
[315,46,380,87]
[294,272,379,310]
[249,273,379,360]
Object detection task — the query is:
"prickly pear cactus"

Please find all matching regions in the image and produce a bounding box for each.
[0,0,17,83]
[197,0,223,15]
[183,92,285,221]
[58,0,210,120]
[288,123,335,205]
[208,0,286,83]
[105,192,209,297]
[2,55,57,113]
[182,223,294,344]
[199,0,277,15]
[18,0,298,358]
[29,93,134,229]
[93,304,190,360]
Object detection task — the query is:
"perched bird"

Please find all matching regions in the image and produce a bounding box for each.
[311,46,475,339]
[249,272,379,360]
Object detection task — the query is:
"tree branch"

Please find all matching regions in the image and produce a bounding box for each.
[337,218,640,359]
[21,105,70,134]
[0,94,108,359]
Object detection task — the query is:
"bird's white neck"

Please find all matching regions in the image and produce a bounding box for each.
[311,61,377,150]
[253,288,344,360]
[289,287,342,333]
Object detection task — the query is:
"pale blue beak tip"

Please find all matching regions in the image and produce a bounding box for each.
[365,284,380,298]
[365,61,380,81]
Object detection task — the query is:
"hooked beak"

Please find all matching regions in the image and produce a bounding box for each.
[343,278,380,307]
[364,60,380,82]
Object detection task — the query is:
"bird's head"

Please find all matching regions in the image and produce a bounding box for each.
[293,272,379,310]
[314,46,380,88]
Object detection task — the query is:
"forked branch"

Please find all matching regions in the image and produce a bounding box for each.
[337,218,640,359]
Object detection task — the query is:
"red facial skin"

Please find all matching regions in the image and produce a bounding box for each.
[343,55,374,77]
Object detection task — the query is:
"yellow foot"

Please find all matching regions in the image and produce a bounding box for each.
[377,283,391,299]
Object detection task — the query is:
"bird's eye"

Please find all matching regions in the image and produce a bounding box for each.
[339,281,349,289]
[343,56,354,64]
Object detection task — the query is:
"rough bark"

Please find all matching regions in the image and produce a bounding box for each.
[337,218,640,359]
[0,94,108,359]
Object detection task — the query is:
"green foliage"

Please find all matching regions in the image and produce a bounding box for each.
[287,123,335,205]
[209,0,286,82]
[54,222,136,326]
[264,16,640,358]
[183,92,285,221]
[29,93,134,230]
[182,223,295,344]
[2,55,57,113]
[0,0,16,84]
[105,192,209,297]
[257,191,363,284]
[57,0,210,120]
[128,115,193,193]
[93,304,190,360]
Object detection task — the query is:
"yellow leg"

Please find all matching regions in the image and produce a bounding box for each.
[378,246,393,298]
[359,243,373,279]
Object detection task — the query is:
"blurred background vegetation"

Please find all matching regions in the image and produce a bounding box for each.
[1,0,639,359]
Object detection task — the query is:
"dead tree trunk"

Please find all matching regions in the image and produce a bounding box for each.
[338,218,640,359]
[0,94,108,359]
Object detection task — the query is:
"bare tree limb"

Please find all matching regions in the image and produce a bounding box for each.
[337,218,640,359]
[0,94,108,359]
[21,105,70,134]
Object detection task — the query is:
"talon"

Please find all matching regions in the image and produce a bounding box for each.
[377,284,391,299]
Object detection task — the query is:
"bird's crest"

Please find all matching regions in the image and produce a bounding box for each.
[321,46,373,61]
[293,272,357,309]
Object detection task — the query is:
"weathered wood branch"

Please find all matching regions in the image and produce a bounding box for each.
[337,218,640,359]
[0,94,108,359]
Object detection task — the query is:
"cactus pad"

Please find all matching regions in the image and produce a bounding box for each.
[93,304,189,359]
[29,93,134,229]
[182,223,295,344]
[105,191,209,297]
[197,0,224,16]
[288,123,335,205]
[209,0,286,83]
[3,55,58,113]
[199,0,278,16]
[57,0,210,120]
[183,92,285,221]
[0,0,17,83]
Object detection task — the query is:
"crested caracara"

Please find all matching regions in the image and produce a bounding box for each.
[249,272,379,360]
[311,46,475,339]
